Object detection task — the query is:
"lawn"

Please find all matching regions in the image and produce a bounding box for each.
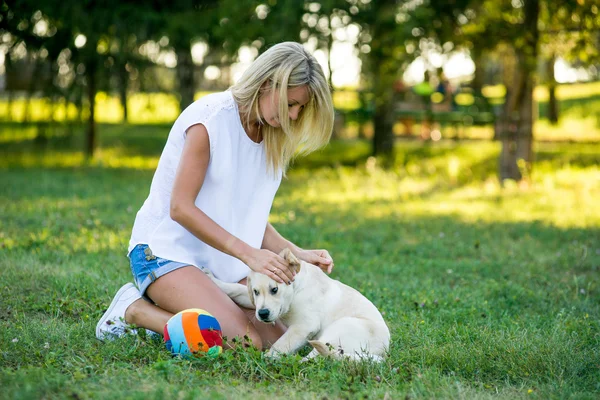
[1,124,599,399]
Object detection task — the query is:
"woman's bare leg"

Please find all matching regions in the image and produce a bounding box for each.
[126,266,262,349]
[125,298,173,334]
[125,297,285,349]
[124,267,286,349]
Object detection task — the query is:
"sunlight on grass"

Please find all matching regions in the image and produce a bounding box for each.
[535,117,600,141]
[93,148,159,170]
[1,194,131,254]
[0,151,87,168]
[0,124,38,143]
[534,81,600,102]
[395,118,600,142]
[482,81,600,102]
[283,165,600,229]
[95,92,181,123]
[0,149,160,170]
[277,142,600,229]
[3,226,129,255]
[1,92,180,124]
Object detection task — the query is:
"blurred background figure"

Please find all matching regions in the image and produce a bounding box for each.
[434,72,453,112]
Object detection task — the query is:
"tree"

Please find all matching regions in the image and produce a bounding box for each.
[540,1,600,125]
[324,0,408,158]
[360,1,404,157]
[348,0,472,158]
[301,0,352,91]
[58,2,161,158]
[160,1,221,112]
[405,0,599,181]
[107,11,158,123]
[255,0,305,45]
[2,0,163,157]
[2,0,263,157]
[497,0,540,181]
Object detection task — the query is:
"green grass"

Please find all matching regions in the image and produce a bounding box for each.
[1,125,599,398]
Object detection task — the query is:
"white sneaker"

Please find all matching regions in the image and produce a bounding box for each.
[96,283,141,341]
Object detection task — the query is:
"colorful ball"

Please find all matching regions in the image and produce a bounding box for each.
[163,308,223,358]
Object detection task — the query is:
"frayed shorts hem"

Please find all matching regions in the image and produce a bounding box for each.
[129,244,209,299]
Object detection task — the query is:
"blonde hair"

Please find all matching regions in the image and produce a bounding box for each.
[230,42,334,175]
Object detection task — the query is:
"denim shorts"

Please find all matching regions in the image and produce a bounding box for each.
[129,244,208,298]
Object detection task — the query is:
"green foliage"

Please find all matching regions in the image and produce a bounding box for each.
[1,127,599,397]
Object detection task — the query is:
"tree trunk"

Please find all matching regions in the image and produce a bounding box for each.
[86,61,97,159]
[373,97,395,157]
[24,55,39,123]
[547,53,559,125]
[515,72,534,179]
[498,66,534,182]
[498,113,518,180]
[7,89,13,122]
[498,0,539,182]
[118,64,129,123]
[367,1,397,160]
[472,48,485,96]
[6,56,13,122]
[176,45,195,112]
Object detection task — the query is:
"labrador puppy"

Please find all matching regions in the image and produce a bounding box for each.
[210,248,390,361]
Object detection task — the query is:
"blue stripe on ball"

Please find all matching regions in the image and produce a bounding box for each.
[198,314,220,331]
[166,312,190,356]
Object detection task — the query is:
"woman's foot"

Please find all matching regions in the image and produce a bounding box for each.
[95,283,141,341]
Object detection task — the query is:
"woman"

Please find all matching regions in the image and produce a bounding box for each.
[95,42,335,350]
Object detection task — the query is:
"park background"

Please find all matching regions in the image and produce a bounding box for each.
[1,0,599,398]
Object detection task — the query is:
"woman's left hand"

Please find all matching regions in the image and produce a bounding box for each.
[295,249,334,274]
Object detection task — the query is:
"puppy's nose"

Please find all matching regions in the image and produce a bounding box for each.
[258,308,270,320]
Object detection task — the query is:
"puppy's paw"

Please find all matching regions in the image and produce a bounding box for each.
[264,348,283,361]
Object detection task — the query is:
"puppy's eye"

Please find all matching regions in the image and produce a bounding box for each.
[270,287,278,295]
[253,289,259,296]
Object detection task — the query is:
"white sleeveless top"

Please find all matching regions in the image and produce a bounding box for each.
[128,91,283,283]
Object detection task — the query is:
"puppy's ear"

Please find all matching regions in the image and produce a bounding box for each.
[246,277,255,307]
[279,248,301,273]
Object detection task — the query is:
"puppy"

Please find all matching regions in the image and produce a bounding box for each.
[210,248,390,361]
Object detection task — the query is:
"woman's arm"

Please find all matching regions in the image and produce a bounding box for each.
[169,124,294,284]
[262,222,334,274]
[261,222,300,255]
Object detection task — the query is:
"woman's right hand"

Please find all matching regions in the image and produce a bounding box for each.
[243,248,295,285]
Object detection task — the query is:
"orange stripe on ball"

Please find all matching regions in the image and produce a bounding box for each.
[182,311,208,353]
